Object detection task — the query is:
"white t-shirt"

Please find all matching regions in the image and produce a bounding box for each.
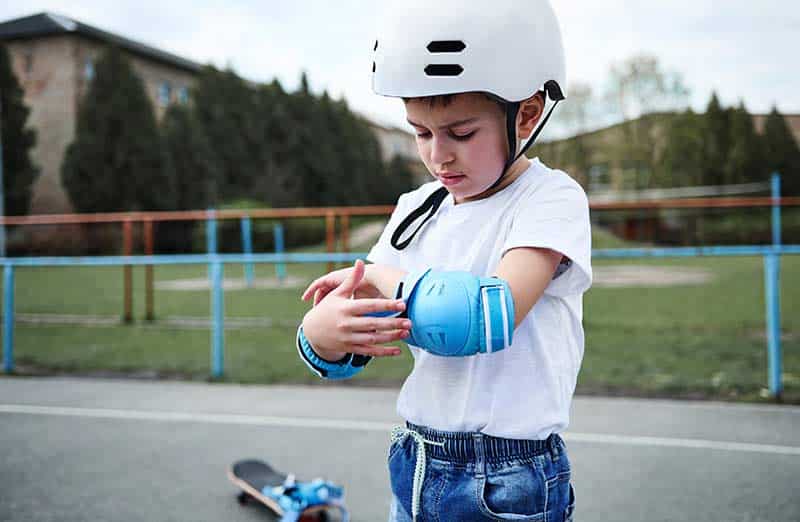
[367,158,592,440]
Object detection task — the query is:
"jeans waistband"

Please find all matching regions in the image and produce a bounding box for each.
[405,422,562,464]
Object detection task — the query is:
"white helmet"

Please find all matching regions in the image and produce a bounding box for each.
[372,0,566,105]
[372,0,568,250]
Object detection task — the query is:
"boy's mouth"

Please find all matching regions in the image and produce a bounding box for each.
[438,171,466,186]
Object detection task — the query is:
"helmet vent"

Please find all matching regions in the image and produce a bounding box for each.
[426,40,466,53]
[424,64,463,77]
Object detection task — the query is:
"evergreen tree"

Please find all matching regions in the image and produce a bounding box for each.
[381,155,415,203]
[725,103,765,185]
[161,104,221,210]
[701,92,731,186]
[160,103,222,251]
[0,44,39,215]
[192,66,263,202]
[252,80,297,207]
[62,46,171,212]
[762,107,800,195]
[656,109,704,188]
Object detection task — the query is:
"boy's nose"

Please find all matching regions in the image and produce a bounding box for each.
[429,137,455,167]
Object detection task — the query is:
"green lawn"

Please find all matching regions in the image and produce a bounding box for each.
[2,231,798,403]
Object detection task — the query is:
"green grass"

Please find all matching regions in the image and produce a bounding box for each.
[2,231,798,403]
[583,256,800,401]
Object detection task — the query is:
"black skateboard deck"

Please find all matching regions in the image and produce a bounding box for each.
[227,459,343,521]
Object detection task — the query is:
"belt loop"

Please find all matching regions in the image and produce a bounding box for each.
[549,434,560,461]
[472,433,486,478]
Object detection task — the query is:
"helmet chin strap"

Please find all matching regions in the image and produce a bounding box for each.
[486,95,561,192]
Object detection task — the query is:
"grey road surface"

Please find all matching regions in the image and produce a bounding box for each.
[0,377,798,522]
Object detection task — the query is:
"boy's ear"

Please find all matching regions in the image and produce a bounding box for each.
[516,92,545,140]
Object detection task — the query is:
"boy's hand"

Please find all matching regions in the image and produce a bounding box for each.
[301,260,410,361]
[302,262,382,305]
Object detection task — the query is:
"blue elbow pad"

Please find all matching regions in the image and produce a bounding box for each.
[296,326,371,380]
[395,269,515,357]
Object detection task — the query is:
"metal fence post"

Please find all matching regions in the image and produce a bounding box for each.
[3,264,14,373]
[765,172,782,399]
[241,216,254,288]
[206,210,217,256]
[273,222,286,283]
[210,261,224,379]
[144,219,154,321]
[122,220,133,323]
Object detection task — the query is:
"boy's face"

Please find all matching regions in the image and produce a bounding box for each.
[405,93,508,203]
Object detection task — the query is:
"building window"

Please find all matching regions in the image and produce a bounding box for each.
[177,86,189,105]
[84,58,94,81]
[158,81,172,106]
[25,52,34,74]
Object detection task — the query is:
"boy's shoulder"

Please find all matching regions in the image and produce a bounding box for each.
[510,159,589,211]
[524,158,586,194]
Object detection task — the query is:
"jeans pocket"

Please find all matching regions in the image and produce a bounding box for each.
[563,484,576,522]
[476,463,547,521]
[545,471,573,522]
[388,440,402,462]
[388,441,414,519]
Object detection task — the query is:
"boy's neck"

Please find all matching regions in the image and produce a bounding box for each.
[458,156,532,204]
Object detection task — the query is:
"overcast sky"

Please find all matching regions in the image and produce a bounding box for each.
[2,1,798,134]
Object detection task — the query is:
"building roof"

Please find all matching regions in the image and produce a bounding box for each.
[0,12,202,73]
[546,111,800,146]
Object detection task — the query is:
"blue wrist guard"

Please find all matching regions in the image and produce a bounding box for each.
[396,269,515,357]
[263,474,350,522]
[296,326,371,380]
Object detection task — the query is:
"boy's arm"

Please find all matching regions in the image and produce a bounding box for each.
[364,263,407,299]
[363,251,560,331]
[493,247,563,328]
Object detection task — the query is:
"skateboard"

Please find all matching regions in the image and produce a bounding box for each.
[228,459,349,522]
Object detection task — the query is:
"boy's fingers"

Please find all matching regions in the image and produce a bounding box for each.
[350,298,406,315]
[351,344,403,358]
[333,260,365,297]
[350,329,409,346]
[350,317,412,333]
[301,284,316,301]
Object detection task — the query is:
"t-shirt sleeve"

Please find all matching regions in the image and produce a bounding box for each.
[366,192,410,268]
[503,177,592,297]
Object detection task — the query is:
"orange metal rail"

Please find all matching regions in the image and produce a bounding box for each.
[2,197,798,322]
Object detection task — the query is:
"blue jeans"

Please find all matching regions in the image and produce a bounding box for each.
[388,423,575,522]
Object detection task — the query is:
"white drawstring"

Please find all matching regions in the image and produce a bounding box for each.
[390,426,444,522]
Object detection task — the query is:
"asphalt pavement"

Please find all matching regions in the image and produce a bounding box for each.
[1,377,798,522]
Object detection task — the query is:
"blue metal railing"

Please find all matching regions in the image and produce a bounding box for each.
[0,174,794,397]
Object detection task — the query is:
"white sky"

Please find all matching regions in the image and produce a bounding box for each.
[2,1,798,135]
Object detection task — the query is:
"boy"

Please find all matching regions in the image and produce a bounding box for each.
[298,1,591,520]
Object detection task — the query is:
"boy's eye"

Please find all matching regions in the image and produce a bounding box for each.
[415,131,431,139]
[450,130,476,141]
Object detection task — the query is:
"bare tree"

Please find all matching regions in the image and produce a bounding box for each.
[603,55,690,189]
[605,54,690,121]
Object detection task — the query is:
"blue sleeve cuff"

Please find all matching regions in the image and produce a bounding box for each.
[296,326,371,380]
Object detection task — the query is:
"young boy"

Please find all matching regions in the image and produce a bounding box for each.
[297,1,591,520]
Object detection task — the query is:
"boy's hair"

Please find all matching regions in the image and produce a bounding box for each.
[402,91,545,111]
[402,92,505,111]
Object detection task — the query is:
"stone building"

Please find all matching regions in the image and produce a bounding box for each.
[0,12,202,214]
[366,119,427,185]
[1,12,426,217]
